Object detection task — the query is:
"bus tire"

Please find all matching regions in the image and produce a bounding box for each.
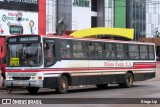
[119,73,133,88]
[55,76,69,94]
[96,84,108,89]
[26,87,39,94]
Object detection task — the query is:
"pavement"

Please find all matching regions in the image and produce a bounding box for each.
[0,62,160,90]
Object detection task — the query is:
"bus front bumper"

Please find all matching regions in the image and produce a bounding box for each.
[5,80,43,88]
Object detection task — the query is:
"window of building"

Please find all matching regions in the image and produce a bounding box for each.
[91,0,97,12]
[108,0,113,8]
[91,16,97,27]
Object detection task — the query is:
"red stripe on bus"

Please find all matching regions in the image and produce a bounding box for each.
[6,67,156,73]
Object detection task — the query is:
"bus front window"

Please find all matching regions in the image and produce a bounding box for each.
[7,43,42,67]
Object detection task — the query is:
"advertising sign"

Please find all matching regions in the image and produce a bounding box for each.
[0,0,38,12]
[0,10,38,35]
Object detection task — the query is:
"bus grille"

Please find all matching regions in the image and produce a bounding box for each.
[12,77,31,80]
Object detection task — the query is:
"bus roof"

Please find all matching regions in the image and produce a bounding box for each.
[44,34,154,45]
[7,33,155,45]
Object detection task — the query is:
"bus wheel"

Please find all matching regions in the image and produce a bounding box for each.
[56,76,69,94]
[119,73,133,88]
[96,84,108,89]
[26,87,39,94]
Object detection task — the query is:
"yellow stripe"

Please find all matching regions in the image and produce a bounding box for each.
[70,27,134,39]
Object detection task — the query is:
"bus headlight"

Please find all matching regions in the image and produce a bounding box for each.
[31,76,43,80]
[37,76,43,80]
[6,74,13,80]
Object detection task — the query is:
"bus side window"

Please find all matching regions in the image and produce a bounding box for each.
[129,44,139,59]
[60,40,71,59]
[105,43,116,59]
[148,46,154,59]
[61,49,69,58]
[140,45,149,59]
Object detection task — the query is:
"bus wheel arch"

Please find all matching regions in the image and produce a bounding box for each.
[119,71,134,88]
[60,73,71,86]
[127,71,134,81]
[55,73,71,94]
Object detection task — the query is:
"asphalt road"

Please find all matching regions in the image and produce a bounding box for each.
[0,80,160,107]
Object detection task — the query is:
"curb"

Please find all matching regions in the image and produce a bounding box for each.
[0,83,7,90]
[0,87,7,90]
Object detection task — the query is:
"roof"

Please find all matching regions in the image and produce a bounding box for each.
[139,38,160,46]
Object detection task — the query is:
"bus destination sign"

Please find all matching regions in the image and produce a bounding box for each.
[19,37,39,42]
[44,39,54,43]
[8,38,17,43]
[7,36,40,43]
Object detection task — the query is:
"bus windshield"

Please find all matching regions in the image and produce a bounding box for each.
[6,43,42,67]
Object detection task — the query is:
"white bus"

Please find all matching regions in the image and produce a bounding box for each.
[5,34,156,94]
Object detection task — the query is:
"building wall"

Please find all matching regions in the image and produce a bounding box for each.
[113,0,146,41]
[146,0,160,38]
[97,0,105,27]
[114,0,126,28]
[57,0,72,31]
[72,0,91,30]
[39,0,46,35]
[46,0,56,34]
[131,0,146,40]
[104,0,114,27]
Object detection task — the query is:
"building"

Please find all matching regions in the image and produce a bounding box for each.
[146,0,160,37]
[0,0,159,39]
[139,0,160,58]
[0,0,40,35]
[0,0,45,63]
[0,0,154,40]
[46,0,114,34]
[45,0,148,41]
